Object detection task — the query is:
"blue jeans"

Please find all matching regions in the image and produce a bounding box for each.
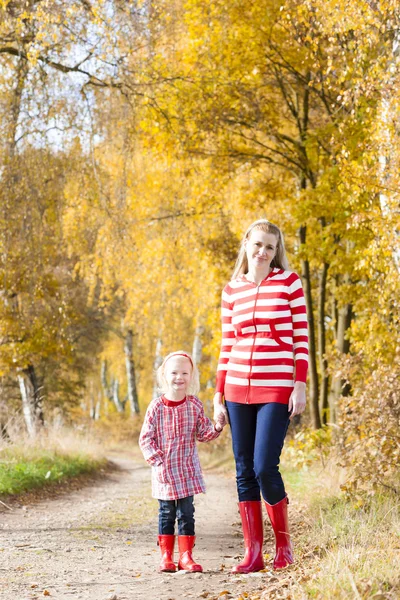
[226,401,290,505]
[158,496,195,535]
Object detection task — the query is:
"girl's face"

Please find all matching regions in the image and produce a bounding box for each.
[245,229,278,272]
[163,356,192,395]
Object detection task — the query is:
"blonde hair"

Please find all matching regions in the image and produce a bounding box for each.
[232,219,290,279]
[156,351,200,396]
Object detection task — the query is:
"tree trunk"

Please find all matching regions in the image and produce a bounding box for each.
[18,373,36,437]
[124,329,139,415]
[153,337,163,399]
[192,325,204,365]
[17,364,43,436]
[112,379,126,413]
[299,226,321,429]
[26,364,44,426]
[331,303,353,421]
[101,361,127,413]
[318,261,330,424]
[5,54,29,160]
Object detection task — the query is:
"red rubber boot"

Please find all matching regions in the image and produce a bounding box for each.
[232,500,265,574]
[158,535,176,572]
[265,496,294,569]
[177,536,203,572]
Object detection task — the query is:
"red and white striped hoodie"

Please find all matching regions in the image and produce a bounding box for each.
[215,268,308,404]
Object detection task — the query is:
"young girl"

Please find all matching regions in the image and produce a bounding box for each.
[139,351,225,573]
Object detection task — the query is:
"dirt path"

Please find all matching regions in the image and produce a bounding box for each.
[0,452,299,600]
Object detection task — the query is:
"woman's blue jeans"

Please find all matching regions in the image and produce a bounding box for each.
[226,401,290,505]
[158,496,195,535]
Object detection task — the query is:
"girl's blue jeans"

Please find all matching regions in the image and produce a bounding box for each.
[226,401,290,505]
[158,495,195,535]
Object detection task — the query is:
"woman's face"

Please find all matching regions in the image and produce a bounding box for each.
[245,229,278,271]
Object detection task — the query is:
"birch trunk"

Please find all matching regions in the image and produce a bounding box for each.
[18,374,36,437]
[153,338,163,399]
[124,329,139,415]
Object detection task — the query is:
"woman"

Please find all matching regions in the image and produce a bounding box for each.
[213,219,308,572]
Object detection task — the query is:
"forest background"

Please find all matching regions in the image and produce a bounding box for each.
[0,0,399,502]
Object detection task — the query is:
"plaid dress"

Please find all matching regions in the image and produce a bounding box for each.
[139,395,220,500]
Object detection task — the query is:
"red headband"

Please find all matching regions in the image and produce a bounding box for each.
[164,352,193,368]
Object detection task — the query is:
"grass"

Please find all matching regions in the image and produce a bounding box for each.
[253,459,400,600]
[299,491,400,599]
[0,429,107,497]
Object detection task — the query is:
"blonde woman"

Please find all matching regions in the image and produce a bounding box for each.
[213,219,308,572]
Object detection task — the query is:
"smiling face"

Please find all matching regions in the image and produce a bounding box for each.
[244,228,278,272]
[163,356,192,398]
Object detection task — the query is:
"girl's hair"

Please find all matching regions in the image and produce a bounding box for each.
[156,351,200,395]
[231,219,290,279]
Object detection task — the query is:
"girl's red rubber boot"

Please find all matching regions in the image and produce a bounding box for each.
[158,535,176,572]
[232,500,265,573]
[177,535,203,572]
[265,496,294,569]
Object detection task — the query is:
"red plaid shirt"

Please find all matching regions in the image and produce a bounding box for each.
[139,395,220,500]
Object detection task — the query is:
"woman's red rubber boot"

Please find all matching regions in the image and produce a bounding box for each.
[158,535,176,572]
[232,500,265,573]
[265,496,294,569]
[177,535,203,572]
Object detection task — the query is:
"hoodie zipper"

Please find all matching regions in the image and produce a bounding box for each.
[244,283,260,404]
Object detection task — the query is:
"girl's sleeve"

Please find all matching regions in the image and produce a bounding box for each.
[196,404,221,442]
[139,404,164,466]
[215,285,235,393]
[288,272,309,383]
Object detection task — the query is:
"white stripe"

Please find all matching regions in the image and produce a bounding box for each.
[234,337,293,347]
[251,379,294,387]
[233,310,291,322]
[292,313,307,322]
[289,297,306,308]
[231,349,294,359]
[295,352,309,360]
[274,323,293,331]
[293,327,308,335]
[228,284,292,303]
[232,311,254,324]
[222,323,235,332]
[289,278,302,293]
[255,298,291,306]
[226,375,294,387]
[294,342,308,350]
[228,363,294,373]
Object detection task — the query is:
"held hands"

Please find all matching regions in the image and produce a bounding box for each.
[215,412,227,432]
[213,392,229,431]
[288,381,306,420]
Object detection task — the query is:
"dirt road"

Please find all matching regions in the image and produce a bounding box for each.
[0,452,295,600]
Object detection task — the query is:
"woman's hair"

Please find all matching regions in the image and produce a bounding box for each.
[156,351,200,395]
[231,219,290,279]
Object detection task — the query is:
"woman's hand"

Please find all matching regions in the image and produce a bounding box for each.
[288,381,306,420]
[213,392,229,427]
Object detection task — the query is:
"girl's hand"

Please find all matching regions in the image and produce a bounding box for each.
[213,392,229,427]
[288,381,306,419]
[215,412,226,431]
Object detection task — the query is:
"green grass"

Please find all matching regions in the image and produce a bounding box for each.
[0,447,106,496]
